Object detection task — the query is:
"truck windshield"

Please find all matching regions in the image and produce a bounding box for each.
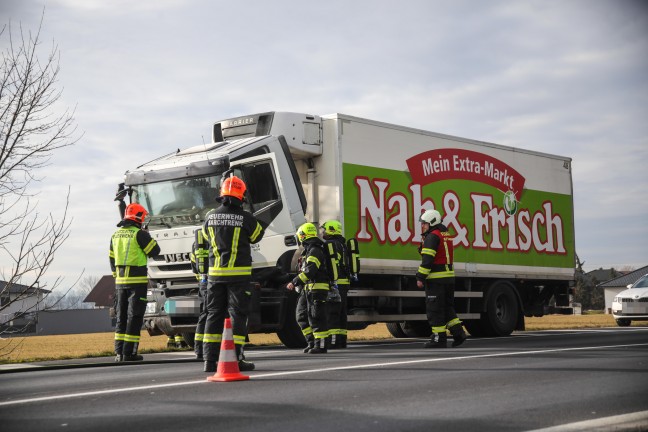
[132,175,221,228]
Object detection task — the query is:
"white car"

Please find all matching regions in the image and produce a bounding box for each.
[611,273,648,326]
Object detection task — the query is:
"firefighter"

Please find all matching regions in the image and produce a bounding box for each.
[416,209,467,348]
[166,334,188,348]
[109,203,160,361]
[190,225,210,360]
[286,222,330,354]
[320,220,351,349]
[166,335,175,348]
[202,176,265,373]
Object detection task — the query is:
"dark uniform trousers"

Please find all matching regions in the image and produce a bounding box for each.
[114,284,148,356]
[424,277,459,330]
[296,287,329,344]
[194,279,209,357]
[327,282,349,345]
[202,279,251,362]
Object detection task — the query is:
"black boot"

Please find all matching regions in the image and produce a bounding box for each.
[204,360,216,373]
[123,354,144,361]
[309,338,327,354]
[449,323,467,347]
[175,335,189,349]
[123,341,143,361]
[195,342,203,361]
[424,332,447,348]
[303,340,315,353]
[335,334,347,349]
[327,334,337,349]
[236,345,255,371]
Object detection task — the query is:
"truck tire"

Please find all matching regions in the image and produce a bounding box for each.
[481,281,519,336]
[181,332,195,349]
[386,322,408,338]
[615,318,631,327]
[276,292,307,348]
[463,319,490,337]
[401,320,432,338]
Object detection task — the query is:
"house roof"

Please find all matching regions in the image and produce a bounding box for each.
[0,280,51,294]
[83,275,116,307]
[597,265,648,289]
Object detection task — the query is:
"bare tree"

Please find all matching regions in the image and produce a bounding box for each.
[0,13,81,351]
[618,266,636,273]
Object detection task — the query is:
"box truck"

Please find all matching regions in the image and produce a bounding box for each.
[117,112,575,348]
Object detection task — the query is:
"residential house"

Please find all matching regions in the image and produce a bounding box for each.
[83,275,116,308]
[0,280,50,332]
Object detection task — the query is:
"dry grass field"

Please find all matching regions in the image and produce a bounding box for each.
[0,314,642,364]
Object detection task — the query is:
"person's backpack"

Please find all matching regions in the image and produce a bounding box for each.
[320,240,342,284]
[346,237,361,281]
[322,237,361,283]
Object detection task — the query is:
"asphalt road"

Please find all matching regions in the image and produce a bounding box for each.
[1,328,647,432]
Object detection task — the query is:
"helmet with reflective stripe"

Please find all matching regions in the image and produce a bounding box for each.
[124,203,148,224]
[296,222,318,243]
[419,209,442,226]
[321,220,342,236]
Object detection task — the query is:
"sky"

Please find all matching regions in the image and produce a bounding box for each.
[1,0,647,294]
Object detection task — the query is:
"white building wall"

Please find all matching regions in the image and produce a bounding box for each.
[604,287,626,314]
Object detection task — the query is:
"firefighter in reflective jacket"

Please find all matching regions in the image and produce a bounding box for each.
[415,209,467,348]
[201,176,265,372]
[321,220,351,349]
[287,222,330,354]
[190,224,210,360]
[109,203,160,361]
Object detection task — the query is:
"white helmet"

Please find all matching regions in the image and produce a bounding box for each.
[419,209,442,226]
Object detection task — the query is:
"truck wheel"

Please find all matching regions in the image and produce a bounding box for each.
[401,321,432,338]
[386,322,408,338]
[276,292,307,348]
[181,332,195,349]
[463,320,490,337]
[615,319,631,327]
[482,282,519,336]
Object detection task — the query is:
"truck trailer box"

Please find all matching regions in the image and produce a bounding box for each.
[309,114,574,281]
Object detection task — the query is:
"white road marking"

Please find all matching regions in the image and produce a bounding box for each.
[525,409,648,431]
[1,341,646,407]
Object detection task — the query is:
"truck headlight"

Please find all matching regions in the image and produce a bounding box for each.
[145,302,157,314]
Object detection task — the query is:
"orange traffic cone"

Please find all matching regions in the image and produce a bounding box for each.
[206,318,250,382]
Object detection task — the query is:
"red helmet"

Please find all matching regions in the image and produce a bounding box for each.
[124,203,148,224]
[220,176,246,200]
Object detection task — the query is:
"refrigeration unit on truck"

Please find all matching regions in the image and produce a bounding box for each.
[117,111,575,348]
